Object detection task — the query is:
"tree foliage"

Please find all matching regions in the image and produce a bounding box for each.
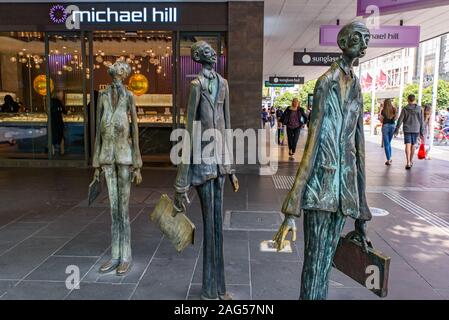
[396,80,449,110]
[273,91,295,109]
[363,93,372,112]
[298,80,317,107]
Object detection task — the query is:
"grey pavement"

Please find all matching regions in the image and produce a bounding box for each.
[0,135,448,300]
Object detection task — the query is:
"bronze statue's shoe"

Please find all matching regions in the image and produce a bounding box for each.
[116,261,132,276]
[99,259,120,273]
[219,293,233,300]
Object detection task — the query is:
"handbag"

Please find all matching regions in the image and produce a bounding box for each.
[418,143,426,160]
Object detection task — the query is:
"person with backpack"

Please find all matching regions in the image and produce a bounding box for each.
[394,94,424,170]
[282,98,308,159]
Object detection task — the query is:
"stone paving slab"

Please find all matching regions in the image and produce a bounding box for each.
[0,140,448,300]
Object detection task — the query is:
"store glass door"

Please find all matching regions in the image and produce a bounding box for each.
[46,32,88,160]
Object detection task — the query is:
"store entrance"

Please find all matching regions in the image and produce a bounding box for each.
[90,31,174,165]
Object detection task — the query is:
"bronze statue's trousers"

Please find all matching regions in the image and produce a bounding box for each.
[103,164,132,262]
[300,209,346,300]
[196,175,226,299]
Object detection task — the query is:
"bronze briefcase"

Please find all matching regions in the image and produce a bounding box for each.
[333,231,390,297]
[150,194,195,252]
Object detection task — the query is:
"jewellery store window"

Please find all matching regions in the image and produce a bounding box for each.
[0,32,48,159]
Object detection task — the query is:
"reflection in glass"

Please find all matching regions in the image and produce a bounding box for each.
[48,33,85,159]
[0,32,48,159]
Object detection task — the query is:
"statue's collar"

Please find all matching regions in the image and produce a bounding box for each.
[336,57,354,78]
[202,68,216,80]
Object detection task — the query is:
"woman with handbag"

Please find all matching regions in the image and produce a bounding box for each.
[422,104,432,160]
[282,98,308,160]
[380,98,397,165]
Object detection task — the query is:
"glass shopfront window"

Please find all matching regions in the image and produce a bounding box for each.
[0,32,48,159]
[47,33,87,159]
[0,30,226,164]
[91,31,174,163]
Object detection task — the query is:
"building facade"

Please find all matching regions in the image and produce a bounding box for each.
[0,1,264,167]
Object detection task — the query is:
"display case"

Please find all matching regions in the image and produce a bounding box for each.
[65,93,89,114]
[63,92,175,126]
[0,112,84,123]
[134,94,174,155]
[135,93,173,126]
[0,112,84,156]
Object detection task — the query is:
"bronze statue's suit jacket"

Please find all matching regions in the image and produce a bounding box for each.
[92,85,142,169]
[282,59,371,221]
[175,71,233,192]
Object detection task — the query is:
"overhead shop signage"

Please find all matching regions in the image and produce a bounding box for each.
[0,2,228,32]
[294,52,359,66]
[319,25,420,47]
[357,0,449,16]
[268,76,304,85]
[264,81,294,88]
[50,4,178,29]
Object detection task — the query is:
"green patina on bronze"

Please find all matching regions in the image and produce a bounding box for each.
[92,61,142,276]
[173,41,238,300]
[274,21,373,300]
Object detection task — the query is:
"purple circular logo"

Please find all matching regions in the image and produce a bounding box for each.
[49,5,68,24]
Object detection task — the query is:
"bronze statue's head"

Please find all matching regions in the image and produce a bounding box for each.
[108,61,131,81]
[191,41,217,65]
[337,21,370,59]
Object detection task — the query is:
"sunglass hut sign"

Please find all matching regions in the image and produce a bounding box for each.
[49,4,178,29]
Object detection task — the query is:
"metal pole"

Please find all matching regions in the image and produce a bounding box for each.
[81,31,88,164]
[28,56,33,112]
[370,58,377,136]
[429,36,441,156]
[88,32,95,162]
[45,33,52,160]
[398,48,405,115]
[418,42,426,106]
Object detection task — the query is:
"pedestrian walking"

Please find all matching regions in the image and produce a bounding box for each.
[281,98,308,160]
[394,94,424,170]
[380,98,397,165]
[423,104,432,159]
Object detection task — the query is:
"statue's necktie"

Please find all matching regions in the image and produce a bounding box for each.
[206,72,216,94]
[112,85,119,109]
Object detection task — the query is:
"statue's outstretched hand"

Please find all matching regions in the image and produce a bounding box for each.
[132,168,142,185]
[273,214,297,251]
[229,173,239,192]
[93,168,101,181]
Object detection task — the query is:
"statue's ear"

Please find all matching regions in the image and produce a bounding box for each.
[193,51,201,62]
[338,37,346,50]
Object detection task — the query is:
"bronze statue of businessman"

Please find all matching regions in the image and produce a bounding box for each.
[274,21,373,300]
[92,61,142,276]
[174,41,238,300]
